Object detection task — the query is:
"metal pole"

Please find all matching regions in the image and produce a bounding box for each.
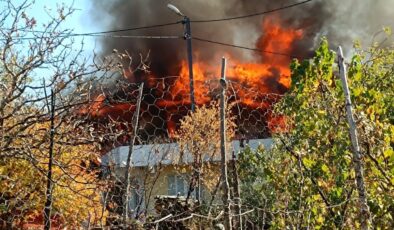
[183,16,201,202]
[123,83,144,223]
[44,89,55,230]
[231,151,242,229]
[183,16,195,112]
[220,57,232,230]
[337,46,370,230]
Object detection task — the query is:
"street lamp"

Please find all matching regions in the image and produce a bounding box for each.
[167,4,195,112]
[167,4,184,17]
[167,4,199,202]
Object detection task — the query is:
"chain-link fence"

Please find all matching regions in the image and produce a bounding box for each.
[1,69,289,228]
[80,75,288,228]
[3,0,394,228]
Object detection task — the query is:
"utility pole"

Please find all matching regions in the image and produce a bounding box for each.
[183,13,200,203]
[337,46,370,230]
[123,83,144,224]
[44,88,55,230]
[231,150,242,229]
[184,16,201,202]
[219,57,232,230]
[182,16,196,112]
[167,4,200,202]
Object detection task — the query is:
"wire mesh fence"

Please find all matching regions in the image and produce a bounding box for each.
[5,0,394,228]
[2,60,389,229]
[83,77,286,144]
[87,76,288,226]
[1,71,291,229]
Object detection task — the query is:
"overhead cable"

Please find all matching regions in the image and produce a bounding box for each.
[190,0,314,23]
[193,36,304,59]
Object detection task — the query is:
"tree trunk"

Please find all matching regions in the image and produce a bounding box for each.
[337,46,370,230]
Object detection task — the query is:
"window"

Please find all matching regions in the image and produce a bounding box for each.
[167,174,187,196]
[130,187,144,209]
[167,174,204,199]
[128,178,144,216]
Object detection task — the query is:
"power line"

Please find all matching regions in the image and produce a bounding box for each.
[89,34,181,39]
[69,21,182,35]
[3,33,305,58]
[190,0,314,23]
[1,33,182,41]
[2,0,314,37]
[0,21,182,39]
[0,0,314,40]
[192,36,304,59]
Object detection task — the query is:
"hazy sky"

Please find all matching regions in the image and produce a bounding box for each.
[2,1,107,92]
[10,0,103,52]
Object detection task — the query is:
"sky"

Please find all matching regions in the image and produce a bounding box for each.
[10,0,103,53]
[3,0,107,93]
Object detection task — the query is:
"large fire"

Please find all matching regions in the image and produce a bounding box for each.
[83,16,303,141]
[158,16,302,108]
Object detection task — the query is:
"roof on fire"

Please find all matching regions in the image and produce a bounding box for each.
[101,138,274,167]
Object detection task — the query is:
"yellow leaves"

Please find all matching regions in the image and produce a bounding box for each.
[302,157,315,169]
[353,39,362,49]
[317,110,326,116]
[316,215,324,224]
[384,125,394,144]
[366,107,376,121]
[383,148,393,159]
[176,102,235,161]
[321,164,330,175]
[353,86,363,97]
[0,117,104,226]
[312,194,321,202]
[52,179,103,225]
[383,26,392,36]
[201,165,221,191]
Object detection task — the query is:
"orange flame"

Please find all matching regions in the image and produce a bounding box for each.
[83,16,303,137]
[80,94,136,120]
[157,16,303,134]
[164,16,303,107]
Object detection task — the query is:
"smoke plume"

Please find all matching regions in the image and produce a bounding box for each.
[86,0,394,141]
[91,0,394,74]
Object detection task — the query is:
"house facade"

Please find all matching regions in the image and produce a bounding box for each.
[101,138,273,217]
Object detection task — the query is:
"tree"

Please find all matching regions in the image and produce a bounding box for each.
[175,102,236,199]
[0,123,105,228]
[239,37,394,229]
[0,0,120,227]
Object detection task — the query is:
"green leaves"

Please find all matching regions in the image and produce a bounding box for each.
[239,37,394,228]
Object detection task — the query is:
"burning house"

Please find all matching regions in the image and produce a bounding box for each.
[78,0,394,145]
[79,0,394,222]
[81,14,305,146]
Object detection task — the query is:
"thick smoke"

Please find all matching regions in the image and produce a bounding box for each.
[87,0,394,141]
[90,0,394,81]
